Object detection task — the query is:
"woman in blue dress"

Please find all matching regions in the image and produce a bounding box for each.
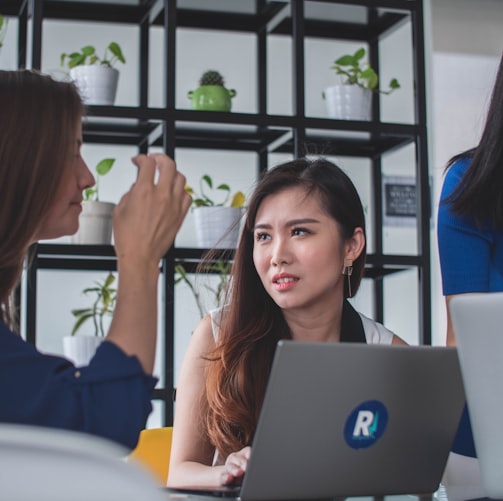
[0,70,191,449]
[437,52,503,473]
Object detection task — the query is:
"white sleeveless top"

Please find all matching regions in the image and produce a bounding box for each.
[209,307,394,345]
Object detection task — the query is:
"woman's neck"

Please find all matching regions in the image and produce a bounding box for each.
[282,299,344,343]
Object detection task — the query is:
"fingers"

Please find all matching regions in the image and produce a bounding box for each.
[113,153,190,265]
[131,153,191,217]
[131,153,176,186]
[220,447,251,486]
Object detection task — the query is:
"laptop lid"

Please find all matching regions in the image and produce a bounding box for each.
[449,292,503,499]
[168,341,465,501]
[240,341,464,500]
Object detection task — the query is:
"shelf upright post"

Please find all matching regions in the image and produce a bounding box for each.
[138,2,151,155]
[291,0,306,157]
[411,0,431,345]
[162,0,178,426]
[28,0,42,70]
[368,7,385,324]
[17,0,28,68]
[25,244,38,346]
[257,0,269,177]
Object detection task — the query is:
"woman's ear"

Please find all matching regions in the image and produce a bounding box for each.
[344,227,365,262]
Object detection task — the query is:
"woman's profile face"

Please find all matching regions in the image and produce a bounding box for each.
[252,186,356,315]
[34,121,95,242]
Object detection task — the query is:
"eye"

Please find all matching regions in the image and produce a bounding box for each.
[255,232,270,242]
[292,227,311,236]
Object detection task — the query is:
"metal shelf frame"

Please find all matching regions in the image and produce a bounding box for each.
[9,0,431,426]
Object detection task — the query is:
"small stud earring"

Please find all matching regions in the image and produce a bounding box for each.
[342,259,353,298]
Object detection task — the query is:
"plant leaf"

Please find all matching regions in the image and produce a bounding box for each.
[389,78,400,90]
[81,45,96,57]
[230,191,246,208]
[202,175,213,189]
[334,55,353,67]
[95,158,115,176]
[71,312,94,336]
[354,47,366,61]
[83,187,97,202]
[108,42,126,64]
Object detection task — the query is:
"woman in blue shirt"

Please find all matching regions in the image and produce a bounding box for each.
[0,70,191,449]
[437,53,503,465]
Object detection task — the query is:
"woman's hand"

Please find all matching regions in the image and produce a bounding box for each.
[113,153,191,268]
[220,447,251,486]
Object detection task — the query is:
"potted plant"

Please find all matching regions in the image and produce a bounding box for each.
[186,174,246,249]
[323,46,400,120]
[187,70,237,112]
[175,260,231,319]
[0,13,7,50]
[63,272,117,366]
[60,42,126,105]
[71,158,116,245]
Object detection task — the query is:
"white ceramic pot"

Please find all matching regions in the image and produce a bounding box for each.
[71,201,115,245]
[193,206,243,249]
[70,65,119,105]
[323,84,372,121]
[63,335,104,367]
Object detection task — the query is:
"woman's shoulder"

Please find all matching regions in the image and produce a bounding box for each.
[190,312,219,357]
[0,320,35,352]
[208,306,227,341]
[441,156,471,196]
[357,312,395,345]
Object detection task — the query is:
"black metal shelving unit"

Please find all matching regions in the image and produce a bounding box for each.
[8,0,430,426]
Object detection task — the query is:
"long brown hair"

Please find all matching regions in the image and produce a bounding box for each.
[204,157,366,457]
[0,70,84,328]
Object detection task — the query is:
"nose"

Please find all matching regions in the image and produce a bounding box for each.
[78,157,95,191]
[270,236,291,267]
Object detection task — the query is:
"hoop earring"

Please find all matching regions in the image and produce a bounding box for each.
[342,259,353,298]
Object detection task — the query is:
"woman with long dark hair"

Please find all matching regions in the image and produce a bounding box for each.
[168,157,406,488]
[437,53,503,479]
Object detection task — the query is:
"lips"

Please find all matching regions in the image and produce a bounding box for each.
[272,273,299,291]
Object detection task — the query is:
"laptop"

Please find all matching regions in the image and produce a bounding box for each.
[449,292,503,500]
[167,341,465,500]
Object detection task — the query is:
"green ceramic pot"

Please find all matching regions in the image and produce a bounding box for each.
[187,85,237,112]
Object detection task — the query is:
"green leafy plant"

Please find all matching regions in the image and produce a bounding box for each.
[331,47,400,95]
[0,13,8,49]
[84,158,115,202]
[71,272,117,337]
[186,175,246,209]
[199,70,225,86]
[175,260,231,318]
[60,42,126,69]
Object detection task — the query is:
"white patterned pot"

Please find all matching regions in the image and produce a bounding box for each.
[323,84,372,121]
[193,206,243,249]
[71,201,115,245]
[63,335,104,367]
[70,65,119,105]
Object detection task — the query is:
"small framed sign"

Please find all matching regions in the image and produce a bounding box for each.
[382,176,432,227]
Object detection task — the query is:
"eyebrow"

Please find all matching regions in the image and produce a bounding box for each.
[254,218,321,230]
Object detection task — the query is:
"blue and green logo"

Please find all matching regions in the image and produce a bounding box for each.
[344,400,388,449]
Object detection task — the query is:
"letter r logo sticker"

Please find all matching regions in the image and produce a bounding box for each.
[352,410,375,437]
[344,400,388,449]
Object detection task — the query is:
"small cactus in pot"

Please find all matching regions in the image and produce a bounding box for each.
[188,69,236,112]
